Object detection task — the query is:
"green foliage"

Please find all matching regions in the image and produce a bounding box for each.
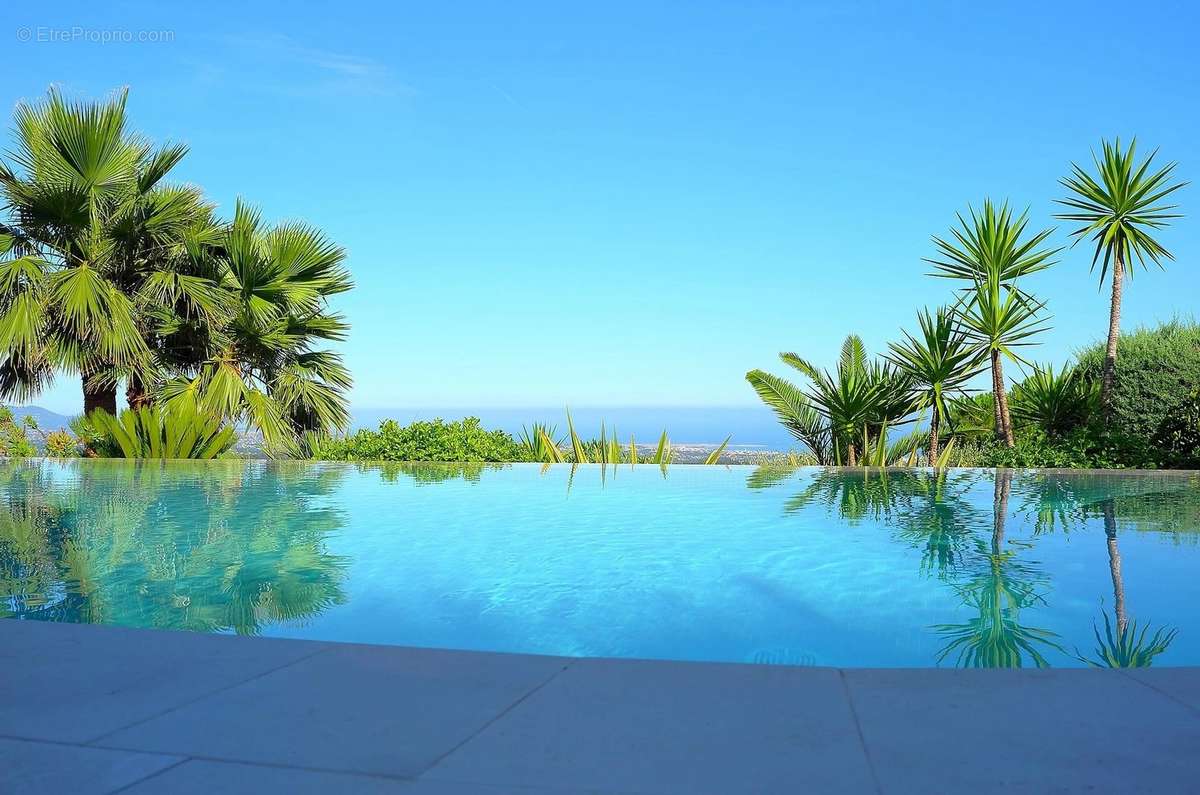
[518,423,565,463]
[1056,138,1185,284]
[704,435,732,465]
[958,428,1118,469]
[745,369,831,464]
[888,307,985,412]
[44,430,79,457]
[1080,611,1177,668]
[0,409,35,457]
[1009,363,1099,437]
[1074,321,1200,468]
[0,88,353,453]
[750,335,913,465]
[928,200,1059,287]
[160,200,354,455]
[944,393,996,440]
[313,417,527,463]
[75,403,236,459]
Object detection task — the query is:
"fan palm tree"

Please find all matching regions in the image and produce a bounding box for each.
[927,201,1059,446]
[0,89,152,411]
[0,88,223,414]
[160,201,353,453]
[887,306,986,464]
[1055,139,1187,418]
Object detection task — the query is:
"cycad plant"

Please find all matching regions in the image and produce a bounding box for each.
[749,335,914,465]
[72,400,236,459]
[744,369,832,464]
[887,306,986,464]
[1056,139,1186,418]
[928,201,1059,446]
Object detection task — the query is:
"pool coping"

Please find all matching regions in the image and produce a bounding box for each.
[5,619,1200,794]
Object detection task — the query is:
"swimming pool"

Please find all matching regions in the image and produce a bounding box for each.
[2,459,1198,668]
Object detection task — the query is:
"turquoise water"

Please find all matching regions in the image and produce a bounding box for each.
[2,460,1199,668]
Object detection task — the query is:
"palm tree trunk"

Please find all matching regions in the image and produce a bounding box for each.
[996,357,1015,447]
[846,441,858,467]
[1104,499,1127,636]
[927,403,941,467]
[1101,248,1125,422]
[125,374,152,411]
[990,350,1015,447]
[82,374,116,416]
[992,468,1011,551]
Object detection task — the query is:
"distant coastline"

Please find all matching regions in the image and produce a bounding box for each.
[4,404,800,460]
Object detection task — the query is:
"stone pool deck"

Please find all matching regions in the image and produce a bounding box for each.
[4,620,1200,794]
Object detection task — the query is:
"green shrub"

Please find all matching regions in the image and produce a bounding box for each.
[968,429,1111,469]
[1075,320,1200,468]
[44,430,80,457]
[0,408,36,458]
[313,417,528,463]
[1009,363,1099,437]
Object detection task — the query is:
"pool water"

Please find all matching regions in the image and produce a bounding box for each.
[2,460,1198,668]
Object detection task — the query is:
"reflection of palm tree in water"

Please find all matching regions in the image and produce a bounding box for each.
[1104,500,1127,635]
[0,461,350,635]
[933,469,1065,668]
[755,466,1063,666]
[1079,498,1177,667]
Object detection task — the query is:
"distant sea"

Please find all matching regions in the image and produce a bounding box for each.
[351,407,797,452]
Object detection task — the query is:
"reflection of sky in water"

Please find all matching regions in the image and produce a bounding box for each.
[2,461,1198,668]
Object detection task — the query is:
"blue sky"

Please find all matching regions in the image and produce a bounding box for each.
[4,0,1198,417]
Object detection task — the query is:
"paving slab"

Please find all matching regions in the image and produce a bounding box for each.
[423,657,876,795]
[843,667,1200,794]
[99,642,570,778]
[0,737,181,795]
[118,759,605,794]
[0,620,327,743]
[1122,667,1200,716]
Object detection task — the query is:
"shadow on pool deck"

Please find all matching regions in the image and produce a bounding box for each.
[3,619,1200,794]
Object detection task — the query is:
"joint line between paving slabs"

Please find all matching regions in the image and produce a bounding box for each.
[82,645,335,747]
[415,660,577,777]
[838,669,884,795]
[104,756,192,795]
[1115,668,1200,720]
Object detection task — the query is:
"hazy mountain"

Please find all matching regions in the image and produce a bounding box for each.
[2,406,74,430]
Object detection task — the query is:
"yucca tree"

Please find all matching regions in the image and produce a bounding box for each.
[928,201,1059,446]
[1056,139,1186,418]
[887,306,986,464]
[161,201,353,453]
